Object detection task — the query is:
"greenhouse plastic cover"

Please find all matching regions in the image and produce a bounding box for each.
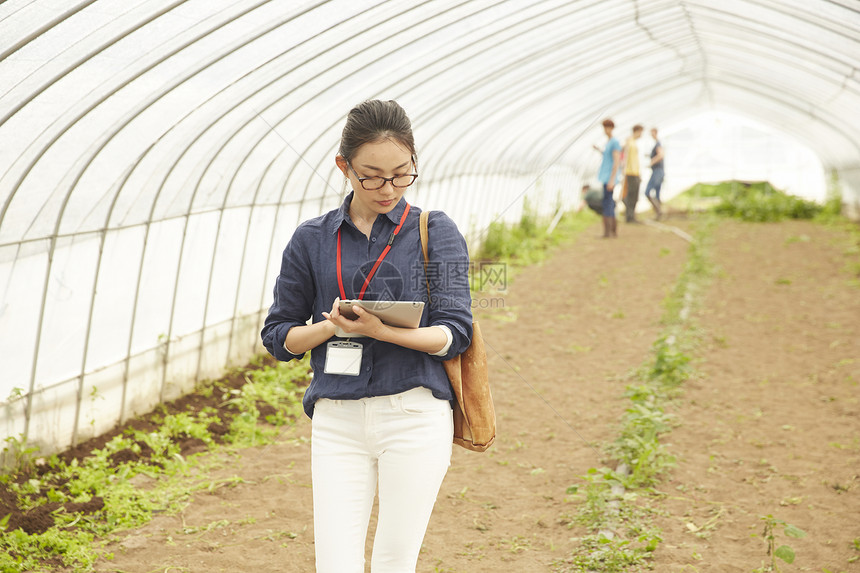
[1,0,859,457]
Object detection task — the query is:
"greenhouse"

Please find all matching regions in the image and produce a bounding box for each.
[1,1,859,571]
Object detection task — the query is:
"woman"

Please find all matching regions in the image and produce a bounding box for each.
[261,99,473,572]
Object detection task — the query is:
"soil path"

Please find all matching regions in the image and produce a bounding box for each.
[94,217,860,573]
[651,219,860,572]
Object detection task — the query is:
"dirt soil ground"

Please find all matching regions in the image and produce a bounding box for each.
[45,216,860,572]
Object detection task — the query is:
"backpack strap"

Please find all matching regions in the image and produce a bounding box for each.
[419,210,431,296]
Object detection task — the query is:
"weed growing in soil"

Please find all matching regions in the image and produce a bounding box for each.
[557,216,715,572]
[561,532,661,572]
[0,357,310,573]
[752,514,807,572]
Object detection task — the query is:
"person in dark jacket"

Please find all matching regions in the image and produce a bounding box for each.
[644,127,666,220]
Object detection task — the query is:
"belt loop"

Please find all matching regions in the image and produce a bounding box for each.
[389,395,398,409]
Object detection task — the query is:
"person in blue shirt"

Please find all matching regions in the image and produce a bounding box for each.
[593,118,622,237]
[261,99,473,573]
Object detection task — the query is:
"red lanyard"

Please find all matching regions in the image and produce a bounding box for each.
[337,203,411,300]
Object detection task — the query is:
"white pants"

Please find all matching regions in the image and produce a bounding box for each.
[311,387,453,573]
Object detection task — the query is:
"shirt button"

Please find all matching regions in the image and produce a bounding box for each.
[371,237,377,243]
[365,366,371,372]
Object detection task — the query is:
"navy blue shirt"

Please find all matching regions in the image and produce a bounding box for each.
[261,193,473,418]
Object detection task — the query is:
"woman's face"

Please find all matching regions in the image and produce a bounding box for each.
[338,138,414,219]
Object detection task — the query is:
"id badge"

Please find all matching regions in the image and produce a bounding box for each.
[324,341,363,376]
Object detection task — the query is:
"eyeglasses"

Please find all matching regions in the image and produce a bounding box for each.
[347,161,418,190]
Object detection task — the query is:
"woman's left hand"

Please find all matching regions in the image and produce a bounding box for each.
[323,298,386,339]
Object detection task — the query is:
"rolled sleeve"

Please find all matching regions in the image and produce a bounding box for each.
[428,325,453,356]
[261,230,315,362]
[425,211,473,362]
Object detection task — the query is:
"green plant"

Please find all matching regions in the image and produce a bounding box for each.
[2,434,39,472]
[5,386,26,404]
[815,169,844,221]
[0,527,100,572]
[558,532,660,572]
[851,537,860,564]
[752,515,807,572]
[566,467,616,526]
[644,336,693,388]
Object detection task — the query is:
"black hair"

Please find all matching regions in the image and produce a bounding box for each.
[338,100,416,162]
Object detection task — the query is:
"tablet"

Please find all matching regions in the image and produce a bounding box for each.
[338,299,425,329]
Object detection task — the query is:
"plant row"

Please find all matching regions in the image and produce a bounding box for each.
[557,217,715,572]
[0,357,310,572]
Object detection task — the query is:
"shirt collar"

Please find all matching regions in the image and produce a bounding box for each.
[329,192,409,234]
[329,192,352,234]
[383,195,409,224]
